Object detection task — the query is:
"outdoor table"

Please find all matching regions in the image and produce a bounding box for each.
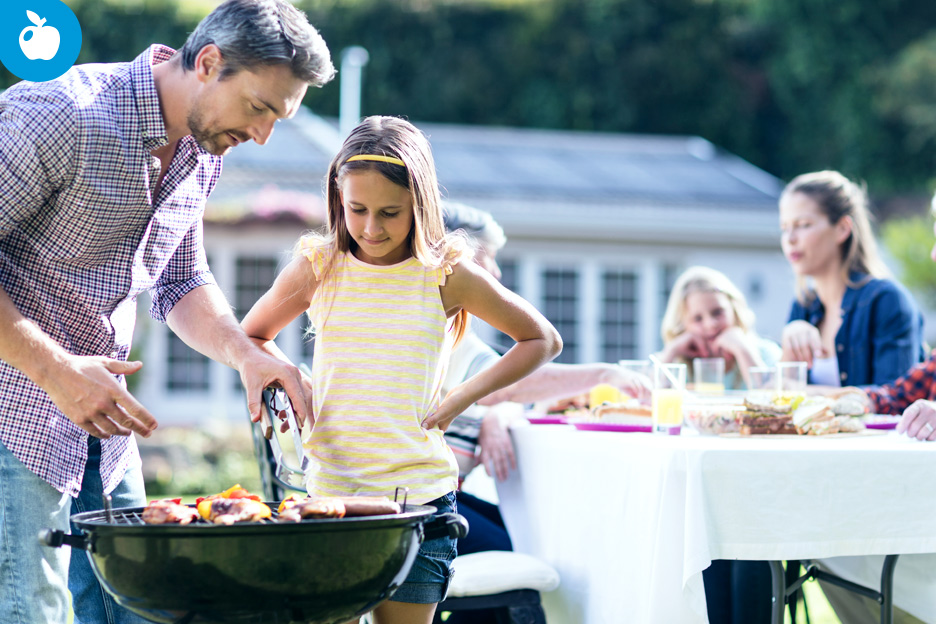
[496,422,936,624]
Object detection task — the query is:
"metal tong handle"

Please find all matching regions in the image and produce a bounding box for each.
[260,387,308,479]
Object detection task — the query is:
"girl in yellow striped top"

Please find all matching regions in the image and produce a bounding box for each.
[241,116,561,624]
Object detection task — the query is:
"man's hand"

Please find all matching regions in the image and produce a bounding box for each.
[897,400,936,442]
[239,350,312,428]
[477,404,519,481]
[42,355,157,438]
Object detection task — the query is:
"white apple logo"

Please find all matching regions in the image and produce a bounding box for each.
[19,10,60,61]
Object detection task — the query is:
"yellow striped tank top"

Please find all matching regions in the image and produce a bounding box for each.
[300,243,458,503]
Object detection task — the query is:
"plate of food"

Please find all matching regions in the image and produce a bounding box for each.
[573,422,652,433]
[861,414,901,430]
[729,392,875,436]
[525,415,569,425]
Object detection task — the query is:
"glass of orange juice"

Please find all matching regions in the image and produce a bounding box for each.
[589,383,622,409]
[692,357,725,395]
[652,362,686,435]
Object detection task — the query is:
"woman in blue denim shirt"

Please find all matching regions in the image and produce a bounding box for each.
[780,170,925,387]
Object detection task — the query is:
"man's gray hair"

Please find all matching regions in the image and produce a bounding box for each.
[179,0,335,87]
[442,201,507,252]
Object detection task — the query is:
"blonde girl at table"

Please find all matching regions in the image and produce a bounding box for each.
[241,116,561,624]
[779,170,925,387]
[658,265,781,391]
[657,265,780,623]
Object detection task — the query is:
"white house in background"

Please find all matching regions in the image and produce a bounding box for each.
[133,108,794,424]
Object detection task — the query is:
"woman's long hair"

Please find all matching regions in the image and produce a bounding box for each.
[299,116,471,344]
[781,170,889,304]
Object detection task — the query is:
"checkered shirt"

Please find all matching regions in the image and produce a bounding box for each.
[0,45,222,497]
[866,350,936,415]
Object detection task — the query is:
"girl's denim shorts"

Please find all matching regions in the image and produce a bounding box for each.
[390,491,457,604]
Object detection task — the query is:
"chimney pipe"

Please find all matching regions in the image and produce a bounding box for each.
[339,46,370,138]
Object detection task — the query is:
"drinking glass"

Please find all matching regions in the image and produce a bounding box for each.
[618,359,653,380]
[778,361,808,392]
[652,362,686,435]
[748,366,777,392]
[618,359,653,399]
[692,358,725,395]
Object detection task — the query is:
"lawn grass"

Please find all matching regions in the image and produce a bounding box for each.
[789,579,842,624]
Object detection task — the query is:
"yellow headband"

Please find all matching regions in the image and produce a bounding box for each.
[346,154,406,167]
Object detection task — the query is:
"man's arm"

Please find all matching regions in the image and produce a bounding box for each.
[165,284,311,425]
[478,362,652,405]
[0,285,156,438]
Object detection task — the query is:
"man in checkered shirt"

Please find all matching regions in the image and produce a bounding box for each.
[0,1,333,622]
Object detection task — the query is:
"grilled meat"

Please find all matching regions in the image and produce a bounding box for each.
[278,497,346,522]
[142,499,201,525]
[197,498,272,525]
[276,495,401,522]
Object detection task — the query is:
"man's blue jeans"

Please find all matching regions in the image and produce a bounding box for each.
[0,437,148,624]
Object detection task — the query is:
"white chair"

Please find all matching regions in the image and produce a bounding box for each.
[436,551,560,624]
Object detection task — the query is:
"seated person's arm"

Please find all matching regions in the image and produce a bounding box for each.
[479,362,651,405]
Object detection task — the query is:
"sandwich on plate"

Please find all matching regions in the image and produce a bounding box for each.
[792,396,866,435]
[738,392,801,435]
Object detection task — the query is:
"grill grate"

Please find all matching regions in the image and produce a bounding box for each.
[88,507,290,526]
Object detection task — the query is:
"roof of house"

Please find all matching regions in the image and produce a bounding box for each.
[205,109,783,228]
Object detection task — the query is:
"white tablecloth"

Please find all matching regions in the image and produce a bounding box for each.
[496,423,936,624]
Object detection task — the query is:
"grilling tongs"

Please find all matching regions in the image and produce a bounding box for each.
[259,385,309,489]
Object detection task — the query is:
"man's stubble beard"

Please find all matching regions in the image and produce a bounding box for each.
[187,105,230,156]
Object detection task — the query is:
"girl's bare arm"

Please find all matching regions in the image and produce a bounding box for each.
[426,260,562,429]
[241,256,319,343]
[240,256,319,423]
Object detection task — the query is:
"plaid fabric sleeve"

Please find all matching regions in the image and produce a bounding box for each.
[149,218,217,322]
[0,86,77,236]
[865,351,936,414]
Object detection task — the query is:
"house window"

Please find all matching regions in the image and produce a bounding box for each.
[166,333,210,391]
[543,268,578,363]
[234,256,279,320]
[656,264,682,352]
[490,259,518,355]
[232,255,279,388]
[748,274,764,303]
[602,270,638,362]
[165,255,212,392]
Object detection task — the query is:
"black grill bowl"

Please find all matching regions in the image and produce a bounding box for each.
[50,504,449,624]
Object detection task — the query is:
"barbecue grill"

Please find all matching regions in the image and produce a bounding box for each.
[42,386,467,623]
[42,500,466,624]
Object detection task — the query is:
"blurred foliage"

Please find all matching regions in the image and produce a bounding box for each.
[882,215,936,308]
[138,424,263,497]
[4,0,936,191]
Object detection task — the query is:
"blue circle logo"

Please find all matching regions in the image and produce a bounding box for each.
[0,0,82,82]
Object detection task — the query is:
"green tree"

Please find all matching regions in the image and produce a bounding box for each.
[748,0,936,189]
[882,214,936,307]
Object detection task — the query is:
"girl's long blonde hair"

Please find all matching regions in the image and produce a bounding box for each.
[781,170,890,304]
[660,266,756,344]
[299,116,471,344]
